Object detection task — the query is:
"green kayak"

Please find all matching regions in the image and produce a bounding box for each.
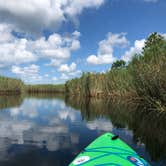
[69,133,150,166]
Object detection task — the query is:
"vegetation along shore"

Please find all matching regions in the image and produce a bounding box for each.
[0,32,166,113]
[65,32,166,112]
[0,76,65,95]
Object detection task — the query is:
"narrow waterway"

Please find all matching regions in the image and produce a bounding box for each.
[0,95,165,166]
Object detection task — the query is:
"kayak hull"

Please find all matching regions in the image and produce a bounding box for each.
[69,133,150,166]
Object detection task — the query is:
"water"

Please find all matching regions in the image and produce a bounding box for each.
[0,95,165,166]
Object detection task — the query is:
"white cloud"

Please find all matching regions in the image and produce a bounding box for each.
[12,64,39,75]
[45,59,63,67]
[72,31,81,38]
[33,30,80,61]
[59,70,81,81]
[70,40,81,51]
[68,70,82,76]
[60,73,70,80]
[58,62,81,81]
[0,24,13,43]
[64,0,105,16]
[58,62,77,73]
[44,74,49,78]
[41,48,70,59]
[11,62,81,84]
[11,64,42,83]
[87,33,129,65]
[0,24,37,68]
[0,24,80,70]
[0,42,37,67]
[52,77,57,81]
[121,39,145,62]
[121,33,166,62]
[0,0,105,35]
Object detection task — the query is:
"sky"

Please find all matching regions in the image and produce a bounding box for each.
[0,0,166,84]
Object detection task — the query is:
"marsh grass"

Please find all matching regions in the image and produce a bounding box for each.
[65,33,166,113]
[0,76,24,94]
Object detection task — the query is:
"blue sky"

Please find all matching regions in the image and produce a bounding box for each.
[0,0,165,84]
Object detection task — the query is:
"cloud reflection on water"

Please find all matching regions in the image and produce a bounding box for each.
[0,98,81,157]
[86,119,113,132]
[0,97,114,164]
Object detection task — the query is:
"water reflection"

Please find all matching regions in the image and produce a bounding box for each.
[65,96,166,165]
[0,95,81,165]
[130,105,166,162]
[0,95,23,109]
[0,95,165,165]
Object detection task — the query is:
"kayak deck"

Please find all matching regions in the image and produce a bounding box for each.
[69,133,149,166]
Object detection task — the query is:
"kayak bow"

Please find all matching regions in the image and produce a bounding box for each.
[69,133,150,166]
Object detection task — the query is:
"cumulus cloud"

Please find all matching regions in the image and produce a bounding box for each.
[45,59,63,67]
[33,31,80,60]
[0,24,80,70]
[58,62,81,81]
[0,0,105,35]
[11,64,42,83]
[60,71,82,81]
[121,39,145,62]
[0,41,37,68]
[121,33,166,62]
[0,24,13,43]
[87,33,129,65]
[11,62,81,84]
[64,0,105,16]
[60,73,70,80]
[58,62,77,73]
[0,24,37,68]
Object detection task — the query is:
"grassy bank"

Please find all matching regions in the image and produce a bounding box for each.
[26,84,65,94]
[0,95,24,109]
[65,33,166,112]
[0,76,24,95]
[0,76,65,95]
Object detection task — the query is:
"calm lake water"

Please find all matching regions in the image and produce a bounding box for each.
[0,95,165,166]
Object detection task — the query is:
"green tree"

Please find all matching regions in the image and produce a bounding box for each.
[129,32,166,112]
[142,32,166,62]
[111,60,126,69]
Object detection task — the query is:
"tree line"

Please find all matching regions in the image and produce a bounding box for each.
[65,33,166,112]
[0,76,24,95]
[0,76,65,94]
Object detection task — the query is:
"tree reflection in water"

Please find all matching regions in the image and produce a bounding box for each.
[65,96,166,163]
[0,94,165,165]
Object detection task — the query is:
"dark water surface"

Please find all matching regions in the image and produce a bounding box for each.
[0,95,165,166]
